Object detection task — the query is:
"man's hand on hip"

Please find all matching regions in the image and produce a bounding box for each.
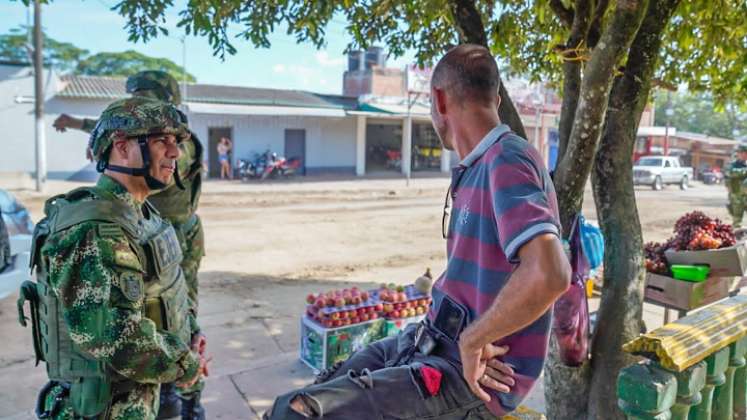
[459,335,511,402]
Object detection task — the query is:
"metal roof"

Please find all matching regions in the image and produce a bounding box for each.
[56,75,356,110]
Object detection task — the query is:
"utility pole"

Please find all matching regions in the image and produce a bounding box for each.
[181,35,188,103]
[33,0,46,192]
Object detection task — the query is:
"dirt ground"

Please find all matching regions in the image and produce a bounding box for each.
[0,174,731,417]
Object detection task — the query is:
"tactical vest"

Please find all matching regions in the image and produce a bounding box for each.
[18,186,191,417]
[148,135,203,226]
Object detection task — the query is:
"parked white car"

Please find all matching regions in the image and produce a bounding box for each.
[633,156,693,190]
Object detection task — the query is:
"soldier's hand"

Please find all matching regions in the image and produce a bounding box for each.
[53,114,72,132]
[85,147,93,162]
[191,333,207,355]
[176,352,203,389]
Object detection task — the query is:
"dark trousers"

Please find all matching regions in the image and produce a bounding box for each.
[264,324,493,419]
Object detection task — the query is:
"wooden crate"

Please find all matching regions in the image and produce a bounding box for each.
[644,273,731,311]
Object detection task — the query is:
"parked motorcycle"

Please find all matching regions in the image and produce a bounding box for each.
[239,150,302,181]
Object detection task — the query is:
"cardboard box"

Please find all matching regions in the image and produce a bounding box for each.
[665,243,747,277]
[299,316,387,372]
[644,273,731,311]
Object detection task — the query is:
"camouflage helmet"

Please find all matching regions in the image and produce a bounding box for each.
[737,144,747,154]
[125,70,182,105]
[89,96,189,163]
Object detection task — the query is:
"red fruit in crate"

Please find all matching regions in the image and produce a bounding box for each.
[379,291,389,302]
[361,291,370,301]
[370,313,378,320]
[338,310,348,319]
[333,319,343,328]
[330,312,340,320]
[343,319,352,326]
[306,294,316,304]
[348,310,357,318]
[325,297,335,307]
[322,319,333,328]
[398,292,408,302]
[352,296,362,305]
[394,303,403,311]
[315,299,326,308]
[374,303,384,312]
[367,306,376,314]
[403,301,411,309]
[391,310,401,318]
[335,298,345,308]
[419,299,427,307]
[357,308,367,316]
[360,313,370,322]
[351,317,361,324]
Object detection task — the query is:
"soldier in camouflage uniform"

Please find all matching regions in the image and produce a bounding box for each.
[53,71,206,419]
[17,97,206,419]
[724,144,747,228]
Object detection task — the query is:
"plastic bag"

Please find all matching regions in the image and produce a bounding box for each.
[579,215,604,270]
[552,214,590,366]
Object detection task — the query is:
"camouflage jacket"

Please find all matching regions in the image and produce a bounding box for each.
[41,175,200,384]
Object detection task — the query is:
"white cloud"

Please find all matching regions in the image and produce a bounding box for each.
[315,51,345,67]
[273,64,286,73]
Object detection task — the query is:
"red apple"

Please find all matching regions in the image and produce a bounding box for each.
[343,319,351,326]
[357,308,367,316]
[370,313,378,320]
[360,313,370,322]
[333,319,343,327]
[330,312,340,320]
[367,306,376,314]
[374,303,384,312]
[352,296,362,305]
[351,317,361,324]
[391,310,401,318]
[325,297,335,307]
[322,319,333,328]
[361,291,370,301]
[315,299,326,308]
[306,294,316,304]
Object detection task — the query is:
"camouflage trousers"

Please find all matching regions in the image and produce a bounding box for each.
[728,193,746,228]
[40,382,159,420]
[173,213,205,398]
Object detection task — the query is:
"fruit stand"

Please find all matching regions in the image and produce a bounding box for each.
[299,274,433,372]
[644,211,746,322]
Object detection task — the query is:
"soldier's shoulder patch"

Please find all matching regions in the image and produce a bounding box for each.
[119,271,143,302]
[112,241,144,272]
[98,223,124,239]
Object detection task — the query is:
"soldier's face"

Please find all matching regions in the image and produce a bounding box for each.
[146,133,181,184]
[739,152,747,161]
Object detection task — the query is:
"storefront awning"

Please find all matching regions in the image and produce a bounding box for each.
[185,102,347,117]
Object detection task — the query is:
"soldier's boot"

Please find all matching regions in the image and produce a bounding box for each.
[181,392,206,420]
[157,383,182,419]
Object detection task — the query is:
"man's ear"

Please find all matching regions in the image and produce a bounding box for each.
[433,87,448,115]
[110,136,130,160]
[495,93,501,111]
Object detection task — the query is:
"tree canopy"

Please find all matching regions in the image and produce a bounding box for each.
[0,26,195,82]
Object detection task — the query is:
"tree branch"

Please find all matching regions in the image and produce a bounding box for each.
[587,0,681,418]
[587,0,611,48]
[553,0,648,234]
[448,0,528,138]
[549,0,575,28]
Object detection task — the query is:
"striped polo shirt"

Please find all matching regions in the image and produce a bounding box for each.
[429,123,561,416]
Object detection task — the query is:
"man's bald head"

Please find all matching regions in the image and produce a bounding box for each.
[431,44,501,106]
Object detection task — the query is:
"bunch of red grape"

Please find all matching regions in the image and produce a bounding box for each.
[671,211,735,251]
[644,211,736,274]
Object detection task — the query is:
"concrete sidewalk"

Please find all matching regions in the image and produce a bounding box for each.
[1,278,672,420]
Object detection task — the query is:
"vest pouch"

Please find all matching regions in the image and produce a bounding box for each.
[158,276,191,343]
[146,224,182,277]
[70,376,111,417]
[145,296,168,330]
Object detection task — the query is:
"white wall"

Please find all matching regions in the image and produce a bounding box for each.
[188,113,357,174]
[0,64,108,180]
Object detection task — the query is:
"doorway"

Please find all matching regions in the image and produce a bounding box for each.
[208,127,233,179]
[284,129,306,175]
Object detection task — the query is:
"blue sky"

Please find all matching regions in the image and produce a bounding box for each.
[0,1,416,94]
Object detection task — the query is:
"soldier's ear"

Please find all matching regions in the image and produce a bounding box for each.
[111,136,131,161]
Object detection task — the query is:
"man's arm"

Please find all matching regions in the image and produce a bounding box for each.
[458,233,570,401]
[460,233,571,350]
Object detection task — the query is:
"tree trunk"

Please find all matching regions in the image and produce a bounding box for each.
[544,1,648,418]
[587,1,681,418]
[448,0,527,138]
[552,0,648,234]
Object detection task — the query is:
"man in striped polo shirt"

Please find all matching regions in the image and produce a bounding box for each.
[263,45,570,419]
